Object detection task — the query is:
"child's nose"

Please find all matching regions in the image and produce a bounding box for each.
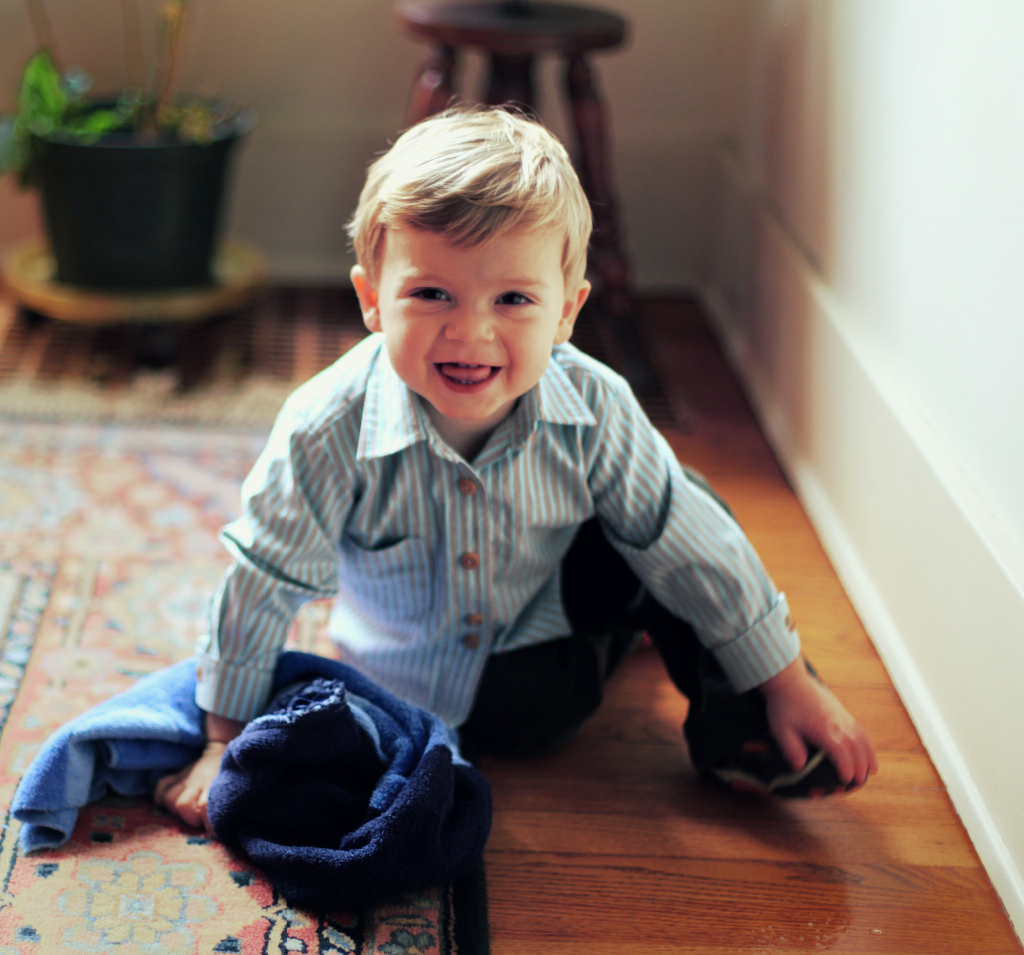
[444,304,495,342]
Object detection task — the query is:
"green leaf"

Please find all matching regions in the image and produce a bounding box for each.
[18,51,67,131]
[64,108,126,140]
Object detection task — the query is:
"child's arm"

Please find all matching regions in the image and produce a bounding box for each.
[153,712,244,836]
[760,658,877,787]
[577,370,874,786]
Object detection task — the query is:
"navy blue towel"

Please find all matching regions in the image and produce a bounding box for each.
[208,655,493,911]
[13,651,492,911]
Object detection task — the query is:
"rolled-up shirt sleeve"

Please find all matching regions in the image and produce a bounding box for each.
[194,405,353,721]
[586,379,800,692]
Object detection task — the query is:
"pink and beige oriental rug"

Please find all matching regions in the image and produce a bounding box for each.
[0,420,487,954]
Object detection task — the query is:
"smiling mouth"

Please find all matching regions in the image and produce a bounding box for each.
[436,362,500,386]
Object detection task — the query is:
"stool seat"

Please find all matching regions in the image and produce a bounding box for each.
[396,1,625,55]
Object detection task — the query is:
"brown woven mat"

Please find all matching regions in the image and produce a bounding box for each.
[0,287,678,430]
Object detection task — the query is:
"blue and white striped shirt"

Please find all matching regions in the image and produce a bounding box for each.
[195,334,800,726]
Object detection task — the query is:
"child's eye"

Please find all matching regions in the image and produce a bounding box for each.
[412,287,450,302]
[497,292,531,306]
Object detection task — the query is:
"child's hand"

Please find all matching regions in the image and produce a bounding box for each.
[153,712,244,836]
[759,658,877,789]
[153,743,227,836]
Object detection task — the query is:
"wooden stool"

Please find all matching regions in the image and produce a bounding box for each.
[396,0,635,333]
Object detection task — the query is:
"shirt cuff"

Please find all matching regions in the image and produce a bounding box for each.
[194,652,277,723]
[712,593,801,693]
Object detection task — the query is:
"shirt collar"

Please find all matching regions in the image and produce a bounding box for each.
[356,340,596,462]
[531,352,598,428]
[356,339,429,460]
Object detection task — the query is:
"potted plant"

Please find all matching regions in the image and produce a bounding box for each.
[0,0,255,290]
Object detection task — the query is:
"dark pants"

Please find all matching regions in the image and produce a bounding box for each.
[458,516,776,765]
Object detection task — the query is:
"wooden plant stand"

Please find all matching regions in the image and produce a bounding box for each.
[0,238,267,326]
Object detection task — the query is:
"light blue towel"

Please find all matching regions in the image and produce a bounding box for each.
[13,657,208,852]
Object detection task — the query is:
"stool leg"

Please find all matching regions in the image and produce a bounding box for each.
[564,52,630,321]
[485,53,535,112]
[565,52,654,391]
[407,44,457,125]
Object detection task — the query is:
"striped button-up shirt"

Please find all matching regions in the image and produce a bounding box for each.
[195,334,800,726]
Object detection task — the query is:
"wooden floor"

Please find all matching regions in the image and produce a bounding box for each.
[478,300,1023,955]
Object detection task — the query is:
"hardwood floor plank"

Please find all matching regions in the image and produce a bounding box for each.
[487,810,978,867]
[493,941,1011,955]
[485,853,1018,953]
[484,773,957,830]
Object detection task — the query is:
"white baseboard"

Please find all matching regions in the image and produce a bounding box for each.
[793,454,1024,932]
[700,158,1024,940]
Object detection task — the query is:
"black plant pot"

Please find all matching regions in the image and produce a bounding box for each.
[31,105,255,290]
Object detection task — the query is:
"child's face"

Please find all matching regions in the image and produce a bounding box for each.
[351,226,590,438]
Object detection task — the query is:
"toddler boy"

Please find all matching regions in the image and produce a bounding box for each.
[156,107,876,832]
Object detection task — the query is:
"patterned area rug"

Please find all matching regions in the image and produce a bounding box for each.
[0,422,489,954]
[0,288,678,430]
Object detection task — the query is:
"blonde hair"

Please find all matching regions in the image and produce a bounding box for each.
[347,106,592,288]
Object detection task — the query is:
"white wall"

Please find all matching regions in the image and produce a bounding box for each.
[0,0,754,289]
[707,0,1024,936]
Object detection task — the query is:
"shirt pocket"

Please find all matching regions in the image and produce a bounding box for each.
[337,535,436,623]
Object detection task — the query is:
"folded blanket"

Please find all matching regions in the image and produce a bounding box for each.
[12,651,492,910]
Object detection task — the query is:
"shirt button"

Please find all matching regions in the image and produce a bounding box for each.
[464,612,484,626]
[462,633,481,650]
[458,478,477,495]
[459,552,480,570]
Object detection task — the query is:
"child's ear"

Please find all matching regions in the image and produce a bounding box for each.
[351,265,382,332]
[554,279,592,345]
